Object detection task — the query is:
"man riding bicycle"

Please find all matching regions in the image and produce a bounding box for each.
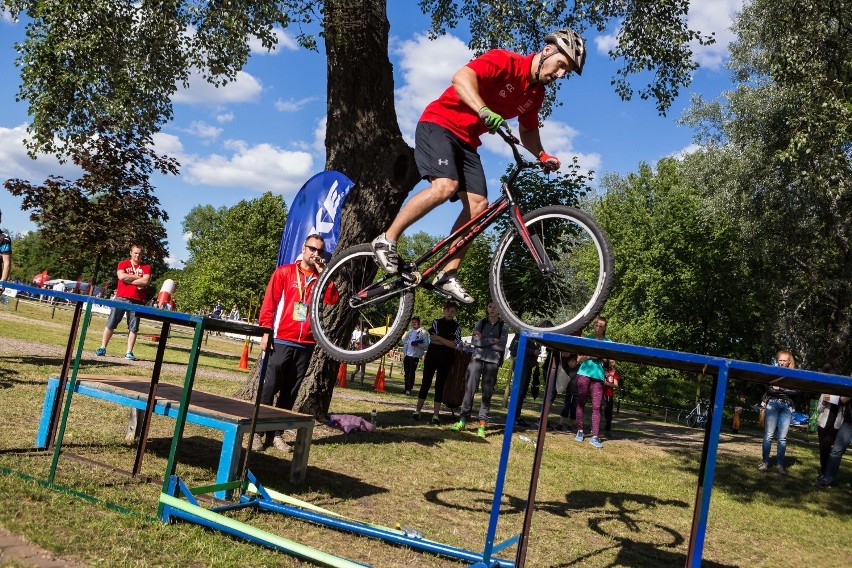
[371,29,587,304]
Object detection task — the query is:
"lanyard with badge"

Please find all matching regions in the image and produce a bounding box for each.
[293,268,315,322]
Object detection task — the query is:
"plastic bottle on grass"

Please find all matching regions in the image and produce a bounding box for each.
[396,524,424,539]
[370,409,377,427]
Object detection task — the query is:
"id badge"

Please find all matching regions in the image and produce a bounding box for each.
[293,302,308,322]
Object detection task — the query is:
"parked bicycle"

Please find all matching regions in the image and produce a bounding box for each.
[681,399,709,429]
[310,125,615,363]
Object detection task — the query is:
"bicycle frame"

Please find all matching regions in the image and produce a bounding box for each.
[352,128,550,308]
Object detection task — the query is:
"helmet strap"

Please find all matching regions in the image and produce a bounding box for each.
[534,49,552,82]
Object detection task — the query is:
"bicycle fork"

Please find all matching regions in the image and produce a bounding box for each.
[508,204,555,274]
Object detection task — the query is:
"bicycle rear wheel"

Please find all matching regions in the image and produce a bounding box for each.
[309,244,414,363]
[490,206,614,335]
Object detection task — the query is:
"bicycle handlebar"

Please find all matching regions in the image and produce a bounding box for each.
[495,124,540,171]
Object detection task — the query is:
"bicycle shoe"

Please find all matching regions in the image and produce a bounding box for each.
[432,271,473,304]
[371,233,400,274]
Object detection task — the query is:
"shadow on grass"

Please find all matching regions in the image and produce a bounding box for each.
[423,487,712,568]
[142,435,388,500]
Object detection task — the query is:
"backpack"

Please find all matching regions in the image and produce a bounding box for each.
[478,317,505,365]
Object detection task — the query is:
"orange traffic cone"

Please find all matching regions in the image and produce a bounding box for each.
[373,363,385,393]
[337,362,348,388]
[238,341,250,370]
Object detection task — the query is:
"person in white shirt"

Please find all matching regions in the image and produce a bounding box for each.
[402,317,430,395]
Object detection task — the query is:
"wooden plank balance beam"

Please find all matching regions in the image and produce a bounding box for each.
[36,375,314,498]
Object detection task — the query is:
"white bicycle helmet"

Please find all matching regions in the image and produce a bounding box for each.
[544,28,586,76]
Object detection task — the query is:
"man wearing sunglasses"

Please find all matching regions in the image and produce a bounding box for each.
[255,234,327,452]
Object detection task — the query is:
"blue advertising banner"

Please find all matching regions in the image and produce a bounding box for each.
[277,171,354,266]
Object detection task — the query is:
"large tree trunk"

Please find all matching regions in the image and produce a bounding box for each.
[293,0,421,418]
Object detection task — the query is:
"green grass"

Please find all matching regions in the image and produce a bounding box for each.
[0,299,850,567]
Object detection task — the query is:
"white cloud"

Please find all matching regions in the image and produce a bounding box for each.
[164,256,184,268]
[669,143,701,160]
[1,8,14,23]
[249,28,298,54]
[173,69,262,104]
[151,132,186,160]
[184,139,314,194]
[688,0,743,70]
[182,231,193,242]
[312,115,327,154]
[275,97,316,112]
[594,33,618,55]
[479,120,601,175]
[215,112,234,123]
[184,120,222,140]
[0,123,83,182]
[394,34,474,142]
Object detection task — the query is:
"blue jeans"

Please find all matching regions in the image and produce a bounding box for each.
[821,421,852,483]
[762,399,792,464]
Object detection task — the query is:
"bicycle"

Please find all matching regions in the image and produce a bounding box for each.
[310,125,615,363]
[684,399,708,428]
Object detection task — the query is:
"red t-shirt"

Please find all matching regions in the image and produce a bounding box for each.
[419,50,544,148]
[115,259,151,302]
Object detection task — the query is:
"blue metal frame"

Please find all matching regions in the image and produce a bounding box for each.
[491,331,852,568]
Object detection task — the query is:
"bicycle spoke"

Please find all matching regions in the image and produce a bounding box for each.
[310,245,414,363]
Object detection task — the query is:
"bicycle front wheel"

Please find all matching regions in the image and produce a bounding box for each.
[309,244,414,363]
[490,206,614,334]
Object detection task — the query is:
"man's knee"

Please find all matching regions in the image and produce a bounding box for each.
[430,178,460,201]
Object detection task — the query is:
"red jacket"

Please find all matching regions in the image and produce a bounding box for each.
[258,263,320,345]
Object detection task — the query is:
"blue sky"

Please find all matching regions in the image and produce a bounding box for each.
[0,2,742,272]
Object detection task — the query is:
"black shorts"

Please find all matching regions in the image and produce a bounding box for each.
[414,122,487,201]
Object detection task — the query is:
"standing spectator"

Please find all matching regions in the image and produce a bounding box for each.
[228,304,241,321]
[602,365,621,439]
[95,244,151,361]
[349,324,368,384]
[0,208,11,283]
[254,234,329,452]
[817,398,852,488]
[402,317,430,395]
[211,299,224,319]
[510,330,543,428]
[758,350,798,475]
[451,300,508,438]
[816,390,847,477]
[575,316,612,449]
[413,301,461,425]
[557,353,580,431]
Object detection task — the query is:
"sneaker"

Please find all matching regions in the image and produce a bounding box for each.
[125,351,137,361]
[431,271,474,304]
[575,431,584,442]
[411,412,420,420]
[589,437,603,449]
[776,464,788,476]
[516,418,530,428]
[816,476,832,488]
[555,424,565,432]
[405,390,412,395]
[272,435,292,453]
[450,420,466,432]
[95,347,106,356]
[477,425,487,439]
[371,233,400,273]
[431,415,441,425]
[758,462,769,472]
[251,434,265,451]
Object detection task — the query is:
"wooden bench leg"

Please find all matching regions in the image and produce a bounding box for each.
[35,378,60,448]
[290,422,313,484]
[216,424,241,499]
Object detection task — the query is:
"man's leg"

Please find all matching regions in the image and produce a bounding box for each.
[477,362,498,423]
[440,190,488,274]
[387,178,460,241]
[373,178,459,273]
[456,359,481,426]
[820,421,852,484]
[98,307,124,354]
